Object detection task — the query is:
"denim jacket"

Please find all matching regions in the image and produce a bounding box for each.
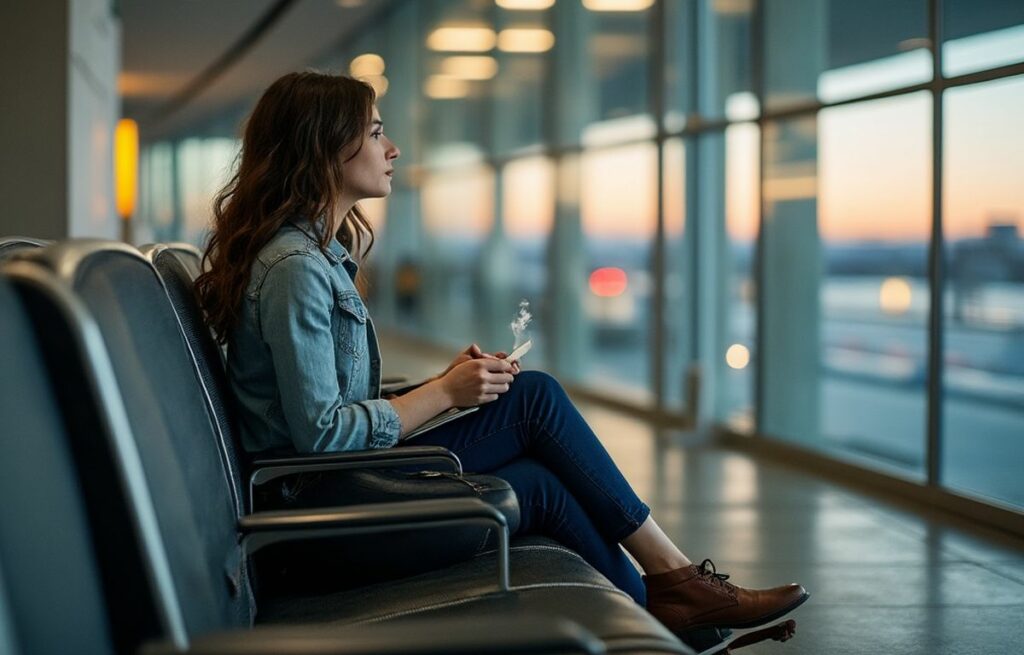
[227,220,402,454]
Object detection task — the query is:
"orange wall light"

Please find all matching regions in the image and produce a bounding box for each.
[114,119,139,220]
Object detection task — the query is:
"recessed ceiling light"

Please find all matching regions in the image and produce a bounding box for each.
[582,0,655,11]
[424,75,470,99]
[498,28,555,53]
[495,0,555,9]
[350,53,385,77]
[426,26,497,52]
[440,56,499,80]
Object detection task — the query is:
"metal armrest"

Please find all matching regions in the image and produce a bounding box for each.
[248,446,462,508]
[239,497,510,592]
[141,615,604,654]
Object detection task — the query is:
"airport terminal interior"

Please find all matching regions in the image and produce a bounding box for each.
[2,0,1024,653]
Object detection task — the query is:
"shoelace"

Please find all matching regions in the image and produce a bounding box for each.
[697,558,735,593]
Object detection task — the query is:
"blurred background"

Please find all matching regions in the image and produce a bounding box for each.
[3,0,1023,519]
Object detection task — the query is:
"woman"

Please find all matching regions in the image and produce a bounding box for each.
[195,72,807,636]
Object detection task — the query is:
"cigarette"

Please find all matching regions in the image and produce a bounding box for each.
[507,339,532,362]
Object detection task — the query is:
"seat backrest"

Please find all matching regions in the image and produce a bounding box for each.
[0,236,49,261]
[0,277,119,654]
[164,242,202,279]
[145,245,247,502]
[15,242,253,634]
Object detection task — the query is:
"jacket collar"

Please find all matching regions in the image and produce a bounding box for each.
[285,218,353,269]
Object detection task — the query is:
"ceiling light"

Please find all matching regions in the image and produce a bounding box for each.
[426,26,497,52]
[349,53,385,77]
[363,74,389,98]
[495,0,555,9]
[712,0,754,14]
[498,28,555,52]
[424,75,470,99]
[582,0,655,11]
[440,56,499,80]
[335,0,365,7]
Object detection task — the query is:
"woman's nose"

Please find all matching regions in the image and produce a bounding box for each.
[386,138,400,160]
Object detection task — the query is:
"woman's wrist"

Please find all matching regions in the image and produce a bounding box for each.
[423,376,455,412]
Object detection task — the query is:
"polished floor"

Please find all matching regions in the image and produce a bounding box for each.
[381,335,1024,654]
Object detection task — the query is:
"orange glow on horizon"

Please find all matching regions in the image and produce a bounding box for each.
[422,166,494,238]
[580,144,657,239]
[504,157,555,238]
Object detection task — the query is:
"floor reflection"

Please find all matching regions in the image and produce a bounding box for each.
[379,335,1024,653]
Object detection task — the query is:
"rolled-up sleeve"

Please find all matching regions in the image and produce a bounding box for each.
[258,253,401,452]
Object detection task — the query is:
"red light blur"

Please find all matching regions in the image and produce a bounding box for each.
[589,267,628,297]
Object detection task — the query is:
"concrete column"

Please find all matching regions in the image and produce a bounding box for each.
[758,0,826,442]
[544,0,594,378]
[547,156,588,377]
[0,0,120,239]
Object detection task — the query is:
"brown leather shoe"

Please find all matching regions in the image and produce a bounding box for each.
[644,559,809,633]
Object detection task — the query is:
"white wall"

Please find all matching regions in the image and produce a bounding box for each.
[0,0,119,240]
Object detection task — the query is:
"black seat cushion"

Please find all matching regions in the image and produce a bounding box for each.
[258,536,683,653]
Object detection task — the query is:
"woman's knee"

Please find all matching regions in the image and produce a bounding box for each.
[496,458,567,509]
[513,370,565,403]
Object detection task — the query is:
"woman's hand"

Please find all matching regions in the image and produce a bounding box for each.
[439,343,483,378]
[440,343,520,377]
[440,357,516,407]
[492,351,522,375]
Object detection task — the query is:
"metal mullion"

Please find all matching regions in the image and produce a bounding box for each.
[752,0,766,434]
[925,0,945,487]
[655,61,1024,147]
[687,0,701,382]
[943,60,1024,91]
[651,0,668,412]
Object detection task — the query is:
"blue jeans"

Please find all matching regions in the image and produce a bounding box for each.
[400,371,651,604]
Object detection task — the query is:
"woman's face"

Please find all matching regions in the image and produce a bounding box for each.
[341,107,400,201]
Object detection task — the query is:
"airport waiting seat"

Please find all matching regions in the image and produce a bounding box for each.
[0,236,49,260]
[0,276,606,655]
[2,251,692,654]
[12,240,520,587]
[139,242,469,515]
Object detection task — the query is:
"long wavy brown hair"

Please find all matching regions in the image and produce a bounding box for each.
[195,72,377,344]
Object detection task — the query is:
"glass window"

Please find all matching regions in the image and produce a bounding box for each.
[138,142,178,243]
[492,4,551,154]
[943,0,1024,77]
[420,0,493,164]
[696,0,756,121]
[177,137,238,245]
[761,93,932,478]
[663,1,695,131]
[576,143,658,402]
[553,0,653,147]
[419,164,496,347]
[662,137,690,410]
[942,76,1024,507]
[763,0,930,110]
[501,156,555,368]
[713,123,760,428]
[662,125,759,424]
